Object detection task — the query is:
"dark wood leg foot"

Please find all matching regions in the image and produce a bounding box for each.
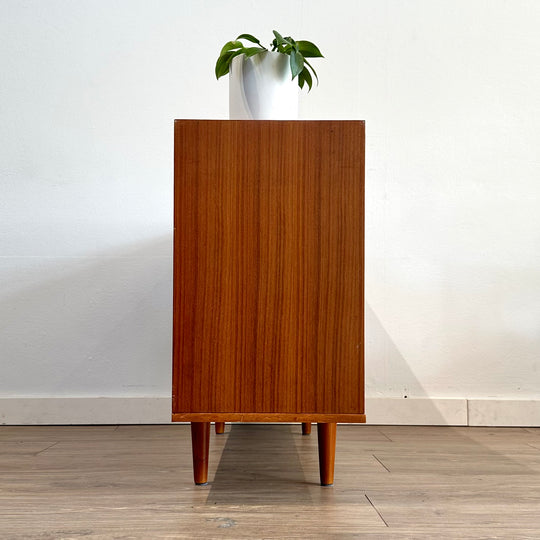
[191,422,210,485]
[317,422,336,486]
[215,422,225,434]
[302,422,312,435]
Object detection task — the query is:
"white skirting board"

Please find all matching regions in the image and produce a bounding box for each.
[1,397,539,426]
[365,398,468,425]
[0,397,172,425]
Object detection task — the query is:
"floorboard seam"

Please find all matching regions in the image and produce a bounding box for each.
[34,441,59,455]
[365,494,389,527]
[372,454,391,472]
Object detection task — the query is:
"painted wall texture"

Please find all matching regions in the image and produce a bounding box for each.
[1,1,539,408]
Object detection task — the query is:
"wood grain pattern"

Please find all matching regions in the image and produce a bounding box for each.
[173,120,365,419]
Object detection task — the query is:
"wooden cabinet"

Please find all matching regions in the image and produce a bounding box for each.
[172,120,365,485]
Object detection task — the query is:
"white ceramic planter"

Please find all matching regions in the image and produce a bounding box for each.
[229,51,299,120]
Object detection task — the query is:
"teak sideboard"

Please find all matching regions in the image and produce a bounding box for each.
[172,120,365,486]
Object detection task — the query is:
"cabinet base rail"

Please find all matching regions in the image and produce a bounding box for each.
[173,412,366,423]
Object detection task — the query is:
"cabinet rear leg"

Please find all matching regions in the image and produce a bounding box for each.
[215,422,225,434]
[302,422,312,435]
[191,422,210,485]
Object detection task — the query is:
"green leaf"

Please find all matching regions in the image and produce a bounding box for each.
[283,36,296,47]
[243,46,265,58]
[296,40,324,58]
[215,49,242,79]
[236,33,261,45]
[272,30,286,46]
[299,67,313,91]
[219,40,243,56]
[215,56,230,79]
[271,39,286,53]
[297,70,306,90]
[290,49,304,79]
[215,52,232,79]
[304,58,319,85]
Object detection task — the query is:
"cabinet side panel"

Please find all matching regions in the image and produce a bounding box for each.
[312,121,365,414]
[173,120,364,415]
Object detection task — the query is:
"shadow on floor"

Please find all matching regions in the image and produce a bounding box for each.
[207,424,313,505]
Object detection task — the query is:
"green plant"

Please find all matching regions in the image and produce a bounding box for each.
[215,30,323,91]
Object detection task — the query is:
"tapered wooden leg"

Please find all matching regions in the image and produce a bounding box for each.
[302,422,312,435]
[215,422,225,434]
[191,422,210,485]
[317,422,336,486]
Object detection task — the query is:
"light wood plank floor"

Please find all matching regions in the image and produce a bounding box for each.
[1,424,540,539]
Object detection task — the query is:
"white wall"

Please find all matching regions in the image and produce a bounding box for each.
[1,0,540,425]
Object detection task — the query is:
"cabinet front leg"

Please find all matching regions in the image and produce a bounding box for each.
[191,422,210,485]
[317,423,336,486]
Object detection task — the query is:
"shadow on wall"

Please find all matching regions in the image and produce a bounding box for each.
[365,303,455,425]
[0,236,172,397]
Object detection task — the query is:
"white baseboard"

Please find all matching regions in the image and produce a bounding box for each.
[0,397,172,425]
[467,399,540,427]
[1,397,539,426]
[365,398,540,426]
[365,397,468,425]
